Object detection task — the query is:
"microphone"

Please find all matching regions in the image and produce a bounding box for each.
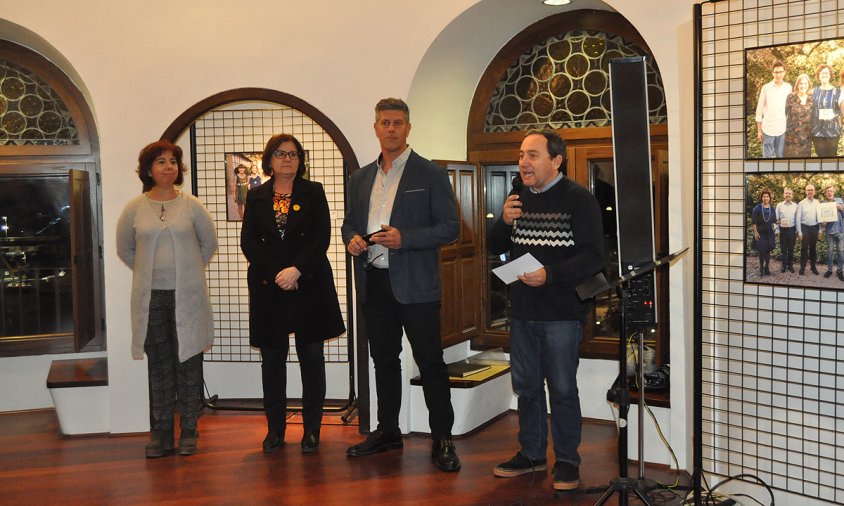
[509,174,523,196]
[508,174,523,228]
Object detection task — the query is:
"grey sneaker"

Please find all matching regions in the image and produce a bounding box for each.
[552,461,580,490]
[493,452,547,477]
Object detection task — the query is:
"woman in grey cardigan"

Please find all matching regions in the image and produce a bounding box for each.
[116,140,218,458]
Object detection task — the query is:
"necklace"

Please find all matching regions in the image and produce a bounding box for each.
[761,205,771,223]
[146,191,179,225]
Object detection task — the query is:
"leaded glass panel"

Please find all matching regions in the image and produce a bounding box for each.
[485,31,667,132]
[0,60,79,146]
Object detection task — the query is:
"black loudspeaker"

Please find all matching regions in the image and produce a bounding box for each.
[610,56,656,326]
[609,56,656,272]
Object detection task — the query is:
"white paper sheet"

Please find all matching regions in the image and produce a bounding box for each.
[492,253,544,284]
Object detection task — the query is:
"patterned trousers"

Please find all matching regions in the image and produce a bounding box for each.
[144,290,204,432]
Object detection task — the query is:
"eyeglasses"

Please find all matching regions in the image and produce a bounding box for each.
[364,253,384,271]
[272,150,299,160]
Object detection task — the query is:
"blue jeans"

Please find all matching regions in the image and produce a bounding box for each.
[509,318,582,466]
[827,232,844,273]
[762,133,785,158]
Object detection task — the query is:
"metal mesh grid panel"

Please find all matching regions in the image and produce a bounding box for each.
[699,1,844,503]
[193,106,348,363]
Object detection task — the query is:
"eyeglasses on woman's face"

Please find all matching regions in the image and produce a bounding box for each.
[272,149,299,160]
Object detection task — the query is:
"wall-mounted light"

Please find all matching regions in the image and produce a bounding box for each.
[543,0,572,6]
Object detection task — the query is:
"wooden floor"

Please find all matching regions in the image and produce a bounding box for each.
[0,409,691,505]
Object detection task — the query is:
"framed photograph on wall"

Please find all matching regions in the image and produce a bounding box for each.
[745,172,844,288]
[225,152,265,221]
[745,38,844,160]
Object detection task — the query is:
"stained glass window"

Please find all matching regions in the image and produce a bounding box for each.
[0,59,79,146]
[485,31,667,132]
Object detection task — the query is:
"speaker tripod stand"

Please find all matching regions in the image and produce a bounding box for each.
[594,320,657,506]
[577,249,686,506]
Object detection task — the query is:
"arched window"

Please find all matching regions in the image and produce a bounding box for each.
[484,30,666,132]
[0,40,103,357]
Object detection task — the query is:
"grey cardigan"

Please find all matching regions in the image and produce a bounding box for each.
[116,193,218,362]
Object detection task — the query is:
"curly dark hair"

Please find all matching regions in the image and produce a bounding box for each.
[137,140,186,192]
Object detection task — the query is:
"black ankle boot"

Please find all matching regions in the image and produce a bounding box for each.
[301,428,320,454]
[262,429,285,454]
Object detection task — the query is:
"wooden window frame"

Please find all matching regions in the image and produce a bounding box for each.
[0,41,103,357]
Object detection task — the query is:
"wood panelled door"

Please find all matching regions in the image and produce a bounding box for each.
[437,162,482,347]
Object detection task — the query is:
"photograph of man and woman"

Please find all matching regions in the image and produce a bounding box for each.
[746,173,844,289]
[746,38,844,159]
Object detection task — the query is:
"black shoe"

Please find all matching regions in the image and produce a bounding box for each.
[765,266,771,275]
[788,265,795,273]
[781,265,787,273]
[301,428,320,454]
[824,271,833,278]
[493,452,547,477]
[432,438,461,472]
[799,267,805,275]
[145,429,174,458]
[262,430,285,454]
[552,461,580,491]
[178,429,198,456]
[812,266,820,274]
[346,429,403,457]
[838,272,844,281]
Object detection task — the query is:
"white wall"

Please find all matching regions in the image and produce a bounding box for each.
[0,0,697,472]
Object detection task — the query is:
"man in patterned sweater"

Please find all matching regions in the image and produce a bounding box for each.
[488,129,605,491]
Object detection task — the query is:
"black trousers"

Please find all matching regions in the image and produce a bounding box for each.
[260,338,326,434]
[800,224,820,268]
[780,227,796,268]
[362,269,454,439]
[812,137,839,157]
[145,290,204,433]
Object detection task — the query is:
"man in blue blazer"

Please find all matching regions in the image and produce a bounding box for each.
[341,98,461,472]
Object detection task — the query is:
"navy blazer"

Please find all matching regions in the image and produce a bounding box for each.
[241,177,345,346]
[341,150,459,304]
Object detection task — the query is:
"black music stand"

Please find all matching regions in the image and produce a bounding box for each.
[576,248,687,506]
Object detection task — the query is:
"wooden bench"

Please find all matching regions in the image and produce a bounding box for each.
[409,363,512,436]
[46,358,108,389]
[46,357,109,435]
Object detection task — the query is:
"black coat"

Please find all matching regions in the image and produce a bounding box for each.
[240,177,345,348]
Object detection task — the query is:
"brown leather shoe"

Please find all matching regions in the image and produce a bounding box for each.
[145,430,174,458]
[178,429,198,456]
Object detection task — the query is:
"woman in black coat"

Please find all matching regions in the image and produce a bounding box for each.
[240,133,345,454]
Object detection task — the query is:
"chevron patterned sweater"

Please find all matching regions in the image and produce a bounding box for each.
[488,176,605,321]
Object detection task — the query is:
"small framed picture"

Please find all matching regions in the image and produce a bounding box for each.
[225,152,265,221]
[817,202,839,223]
